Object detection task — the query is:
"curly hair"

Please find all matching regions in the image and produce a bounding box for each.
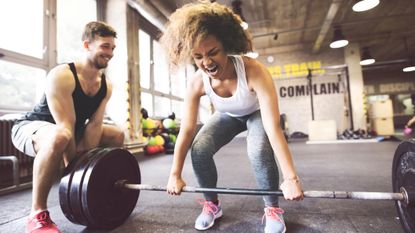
[159,1,252,70]
[82,21,117,42]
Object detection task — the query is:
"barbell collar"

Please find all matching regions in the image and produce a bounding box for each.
[400,186,415,207]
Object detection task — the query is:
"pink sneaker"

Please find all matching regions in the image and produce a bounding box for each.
[26,211,60,233]
[262,207,286,233]
[194,199,223,230]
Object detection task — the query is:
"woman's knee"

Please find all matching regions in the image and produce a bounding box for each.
[191,135,213,153]
[191,137,214,163]
[246,131,274,165]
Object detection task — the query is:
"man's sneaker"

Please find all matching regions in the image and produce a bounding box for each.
[26,210,60,233]
[194,200,223,231]
[262,207,286,233]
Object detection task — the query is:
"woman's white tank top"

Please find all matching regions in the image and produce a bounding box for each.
[202,55,260,117]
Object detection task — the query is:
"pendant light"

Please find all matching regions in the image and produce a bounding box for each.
[403,38,415,72]
[360,47,375,65]
[352,0,380,12]
[232,0,248,29]
[330,26,349,49]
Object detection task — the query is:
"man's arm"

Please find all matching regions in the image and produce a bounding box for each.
[77,79,113,152]
[45,65,77,161]
[406,116,415,128]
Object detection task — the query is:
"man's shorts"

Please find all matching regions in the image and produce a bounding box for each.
[11,120,54,157]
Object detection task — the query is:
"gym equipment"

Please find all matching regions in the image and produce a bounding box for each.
[392,140,415,233]
[404,126,412,136]
[59,148,140,229]
[59,140,415,232]
[162,118,176,129]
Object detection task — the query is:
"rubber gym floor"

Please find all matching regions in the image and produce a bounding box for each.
[0,136,405,233]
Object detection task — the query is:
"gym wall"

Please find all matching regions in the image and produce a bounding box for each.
[363,65,415,128]
[259,48,347,135]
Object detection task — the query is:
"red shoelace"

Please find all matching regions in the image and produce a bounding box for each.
[197,199,220,215]
[262,207,285,224]
[31,211,55,230]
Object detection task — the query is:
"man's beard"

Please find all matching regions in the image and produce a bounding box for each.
[94,56,109,69]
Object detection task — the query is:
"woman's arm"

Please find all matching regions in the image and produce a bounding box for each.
[245,57,303,200]
[167,71,205,195]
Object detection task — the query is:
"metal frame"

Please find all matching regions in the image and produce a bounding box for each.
[0,155,32,196]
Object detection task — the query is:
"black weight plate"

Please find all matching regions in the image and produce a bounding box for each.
[69,148,107,226]
[59,148,100,224]
[66,148,106,226]
[392,140,415,233]
[59,157,80,223]
[81,148,141,229]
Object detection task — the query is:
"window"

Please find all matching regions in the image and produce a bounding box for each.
[141,92,153,117]
[0,61,46,109]
[57,0,97,63]
[172,100,184,120]
[0,0,99,113]
[138,17,187,120]
[0,0,44,59]
[0,0,48,111]
[154,96,170,117]
[391,94,414,116]
[171,67,186,98]
[139,30,151,89]
[153,41,170,94]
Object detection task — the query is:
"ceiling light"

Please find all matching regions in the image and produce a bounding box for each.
[360,47,375,65]
[403,63,415,72]
[352,0,380,12]
[403,59,415,72]
[330,26,349,49]
[246,51,259,59]
[232,0,248,30]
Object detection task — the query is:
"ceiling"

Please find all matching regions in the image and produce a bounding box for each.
[135,0,415,68]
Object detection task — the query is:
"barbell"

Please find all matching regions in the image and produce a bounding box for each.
[59,140,415,232]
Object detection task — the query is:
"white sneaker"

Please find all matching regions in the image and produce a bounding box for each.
[194,200,223,231]
[263,207,286,233]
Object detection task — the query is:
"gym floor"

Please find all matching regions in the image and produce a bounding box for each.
[0,136,405,233]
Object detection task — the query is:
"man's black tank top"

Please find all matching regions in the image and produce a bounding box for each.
[23,63,107,139]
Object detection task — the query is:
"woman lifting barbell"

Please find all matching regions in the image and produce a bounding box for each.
[158,2,303,232]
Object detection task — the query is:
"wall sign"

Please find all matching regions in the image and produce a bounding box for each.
[365,82,415,95]
[268,60,325,78]
[279,82,341,98]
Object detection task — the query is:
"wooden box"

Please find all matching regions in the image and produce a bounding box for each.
[371,117,395,136]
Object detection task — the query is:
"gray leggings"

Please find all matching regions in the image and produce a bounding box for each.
[191,110,280,207]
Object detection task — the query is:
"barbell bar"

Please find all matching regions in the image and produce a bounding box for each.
[116,181,407,202]
[59,140,415,232]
